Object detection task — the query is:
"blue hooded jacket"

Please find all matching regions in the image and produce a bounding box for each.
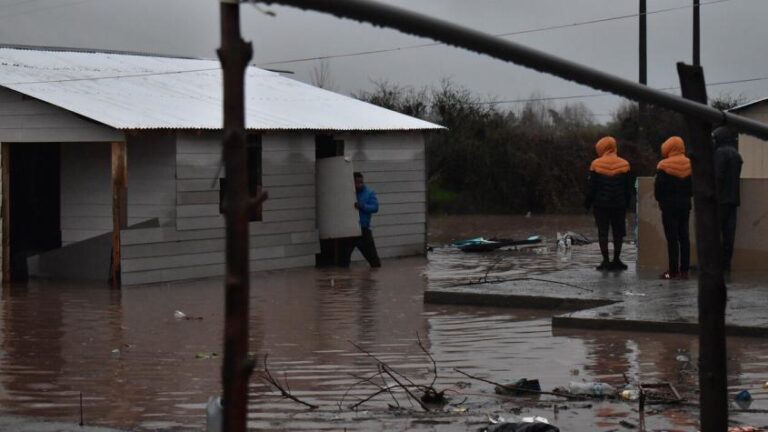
[356,185,379,229]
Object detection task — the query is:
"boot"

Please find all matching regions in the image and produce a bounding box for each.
[596,238,611,270]
[611,239,628,270]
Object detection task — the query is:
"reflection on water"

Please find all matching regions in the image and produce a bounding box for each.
[0,215,764,431]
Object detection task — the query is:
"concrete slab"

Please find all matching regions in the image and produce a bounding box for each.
[424,263,768,337]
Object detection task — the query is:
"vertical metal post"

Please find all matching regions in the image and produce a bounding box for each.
[639,0,647,87]
[638,0,647,130]
[677,62,727,432]
[110,141,127,289]
[218,1,254,432]
[1,143,9,284]
[693,0,700,66]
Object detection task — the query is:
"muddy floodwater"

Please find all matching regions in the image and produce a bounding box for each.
[0,214,766,431]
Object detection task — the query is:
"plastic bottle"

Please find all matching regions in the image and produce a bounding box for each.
[206,396,222,432]
[620,389,640,401]
[568,381,616,397]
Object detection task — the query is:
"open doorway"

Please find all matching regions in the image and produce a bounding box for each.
[315,134,345,266]
[8,143,61,280]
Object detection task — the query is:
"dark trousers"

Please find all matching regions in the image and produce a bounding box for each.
[661,208,690,273]
[340,228,381,268]
[720,204,738,271]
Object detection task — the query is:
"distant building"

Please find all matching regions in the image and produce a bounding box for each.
[729,98,768,178]
[0,46,443,286]
[637,96,768,271]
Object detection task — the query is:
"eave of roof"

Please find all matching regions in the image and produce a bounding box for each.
[0,46,445,132]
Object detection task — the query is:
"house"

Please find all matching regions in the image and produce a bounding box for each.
[729,97,768,178]
[0,46,443,286]
[636,97,768,271]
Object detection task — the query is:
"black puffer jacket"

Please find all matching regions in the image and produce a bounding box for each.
[713,127,742,206]
[654,170,692,211]
[585,172,633,209]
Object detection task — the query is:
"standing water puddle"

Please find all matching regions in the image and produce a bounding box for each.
[0,215,765,431]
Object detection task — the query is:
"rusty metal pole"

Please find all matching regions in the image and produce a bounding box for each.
[677,62,728,432]
[218,1,254,431]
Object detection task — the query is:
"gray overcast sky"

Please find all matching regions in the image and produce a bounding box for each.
[0,0,766,121]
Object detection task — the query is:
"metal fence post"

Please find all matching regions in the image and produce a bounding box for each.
[677,62,727,432]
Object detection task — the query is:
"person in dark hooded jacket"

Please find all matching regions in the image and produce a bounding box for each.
[712,126,742,272]
[585,136,633,271]
[654,136,692,280]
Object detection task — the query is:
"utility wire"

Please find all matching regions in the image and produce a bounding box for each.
[478,75,768,105]
[0,0,98,22]
[255,0,736,66]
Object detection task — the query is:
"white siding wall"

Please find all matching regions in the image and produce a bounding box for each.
[60,143,111,245]
[736,104,768,179]
[60,136,177,245]
[0,87,121,142]
[341,132,427,260]
[121,132,320,286]
[127,133,177,227]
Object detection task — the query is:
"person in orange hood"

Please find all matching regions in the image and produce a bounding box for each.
[654,136,693,280]
[585,136,633,271]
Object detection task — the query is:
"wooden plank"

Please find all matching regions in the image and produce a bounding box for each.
[61,216,113,230]
[122,232,295,259]
[176,134,221,154]
[263,173,314,187]
[176,153,222,167]
[377,202,426,216]
[177,191,219,205]
[111,141,127,288]
[176,216,225,231]
[262,162,314,176]
[121,219,316,245]
[375,212,426,226]
[370,181,426,194]
[0,127,123,143]
[176,165,222,180]
[363,170,424,182]
[122,254,316,286]
[122,242,319,273]
[177,179,220,192]
[177,204,221,218]
[374,233,425,248]
[264,185,314,199]
[261,208,315,223]
[374,223,424,237]
[62,229,111,245]
[350,148,425,161]
[377,192,424,204]
[1,143,9,282]
[352,160,424,172]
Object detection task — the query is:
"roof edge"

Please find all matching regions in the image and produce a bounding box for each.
[0,44,203,61]
[728,97,768,113]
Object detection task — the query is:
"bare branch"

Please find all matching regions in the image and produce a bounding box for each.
[257,354,319,409]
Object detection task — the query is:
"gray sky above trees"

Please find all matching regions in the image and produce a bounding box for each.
[0,0,766,122]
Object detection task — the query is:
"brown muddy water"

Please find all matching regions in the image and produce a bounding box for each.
[0,214,766,431]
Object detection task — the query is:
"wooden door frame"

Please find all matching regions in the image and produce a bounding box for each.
[110,141,127,288]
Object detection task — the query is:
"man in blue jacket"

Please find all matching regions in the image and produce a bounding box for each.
[342,172,381,268]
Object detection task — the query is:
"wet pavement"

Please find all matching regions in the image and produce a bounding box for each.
[0,214,765,431]
[425,245,768,336]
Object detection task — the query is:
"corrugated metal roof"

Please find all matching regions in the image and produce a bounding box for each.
[0,47,444,131]
[729,97,768,113]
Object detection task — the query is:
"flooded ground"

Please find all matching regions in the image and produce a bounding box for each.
[0,214,766,431]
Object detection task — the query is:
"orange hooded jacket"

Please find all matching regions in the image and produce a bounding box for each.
[654,136,692,211]
[585,136,632,210]
[590,136,630,176]
[657,136,691,178]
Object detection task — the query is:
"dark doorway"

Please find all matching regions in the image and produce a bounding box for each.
[315,135,346,267]
[9,143,62,280]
